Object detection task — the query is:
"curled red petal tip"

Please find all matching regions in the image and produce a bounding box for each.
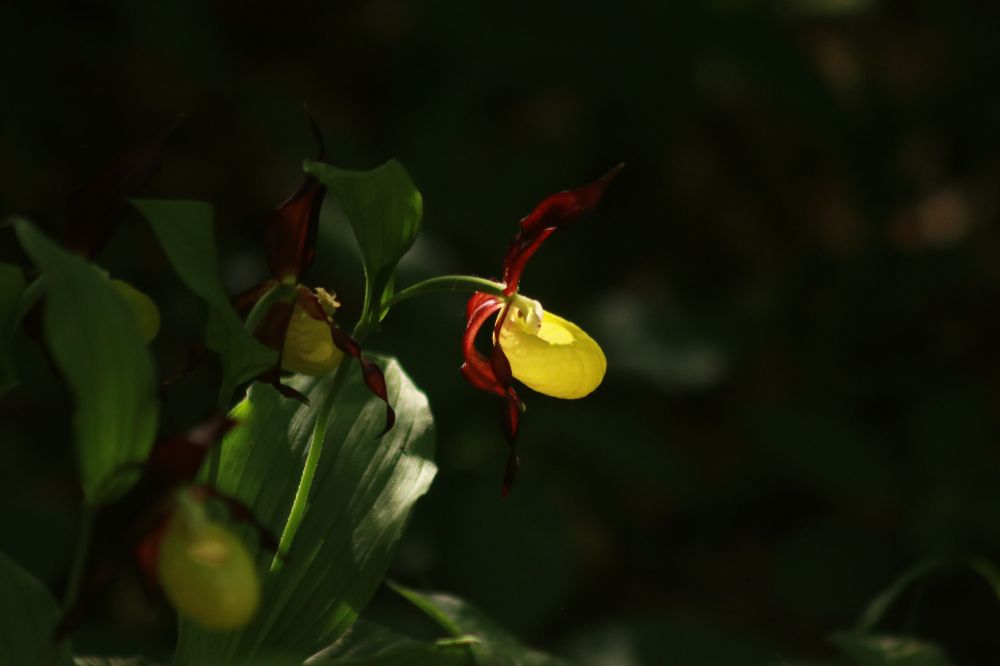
[501,164,623,293]
[326,322,395,436]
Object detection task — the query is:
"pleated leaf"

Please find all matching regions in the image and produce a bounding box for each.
[830,632,953,666]
[132,199,275,385]
[309,621,475,665]
[0,262,27,394]
[15,220,158,502]
[175,356,437,664]
[0,550,72,665]
[391,584,568,666]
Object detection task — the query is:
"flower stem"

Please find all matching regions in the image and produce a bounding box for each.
[61,503,95,611]
[380,275,506,315]
[270,359,352,572]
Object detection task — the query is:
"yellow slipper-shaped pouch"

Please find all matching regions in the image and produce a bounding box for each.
[497,298,606,399]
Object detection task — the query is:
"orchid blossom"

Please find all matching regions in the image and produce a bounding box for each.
[461,166,622,495]
[233,115,394,432]
[56,416,277,637]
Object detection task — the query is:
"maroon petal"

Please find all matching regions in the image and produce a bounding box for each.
[145,416,238,487]
[233,279,279,317]
[501,164,623,294]
[247,297,311,403]
[62,117,183,258]
[327,324,395,436]
[132,517,170,601]
[262,113,327,281]
[460,293,505,397]
[501,387,522,444]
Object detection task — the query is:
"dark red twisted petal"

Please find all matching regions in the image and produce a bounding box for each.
[250,297,310,404]
[296,287,395,435]
[459,293,505,396]
[262,112,327,281]
[501,164,623,294]
[62,117,183,258]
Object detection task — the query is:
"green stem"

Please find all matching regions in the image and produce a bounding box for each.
[48,503,96,662]
[380,275,507,315]
[61,504,95,611]
[270,360,352,572]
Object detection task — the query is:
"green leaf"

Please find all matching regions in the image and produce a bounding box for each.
[175,356,437,664]
[830,632,954,666]
[309,621,475,665]
[0,550,72,665]
[131,199,276,385]
[15,220,158,503]
[0,262,27,394]
[74,658,160,665]
[390,584,568,666]
[303,159,422,321]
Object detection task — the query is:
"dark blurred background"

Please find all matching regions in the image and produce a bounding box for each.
[4,0,1000,663]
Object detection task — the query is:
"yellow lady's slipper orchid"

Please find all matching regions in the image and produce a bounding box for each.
[459,165,621,495]
[157,500,261,630]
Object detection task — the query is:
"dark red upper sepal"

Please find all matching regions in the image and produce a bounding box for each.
[62,117,183,258]
[263,113,327,281]
[501,164,623,294]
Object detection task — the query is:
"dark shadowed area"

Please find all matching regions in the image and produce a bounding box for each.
[3,1,1000,664]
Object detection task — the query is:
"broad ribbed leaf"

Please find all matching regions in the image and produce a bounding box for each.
[131,199,275,385]
[309,621,475,665]
[15,220,158,502]
[0,262,26,394]
[302,159,422,317]
[175,356,436,664]
[391,584,568,666]
[0,550,72,665]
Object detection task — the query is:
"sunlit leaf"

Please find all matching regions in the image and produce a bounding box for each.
[131,199,275,385]
[15,220,158,502]
[303,159,422,319]
[309,620,475,665]
[830,632,953,666]
[73,658,159,665]
[0,550,72,665]
[0,262,27,394]
[391,583,568,666]
[176,356,436,664]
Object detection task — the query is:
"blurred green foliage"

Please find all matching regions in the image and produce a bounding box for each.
[3,0,1000,663]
